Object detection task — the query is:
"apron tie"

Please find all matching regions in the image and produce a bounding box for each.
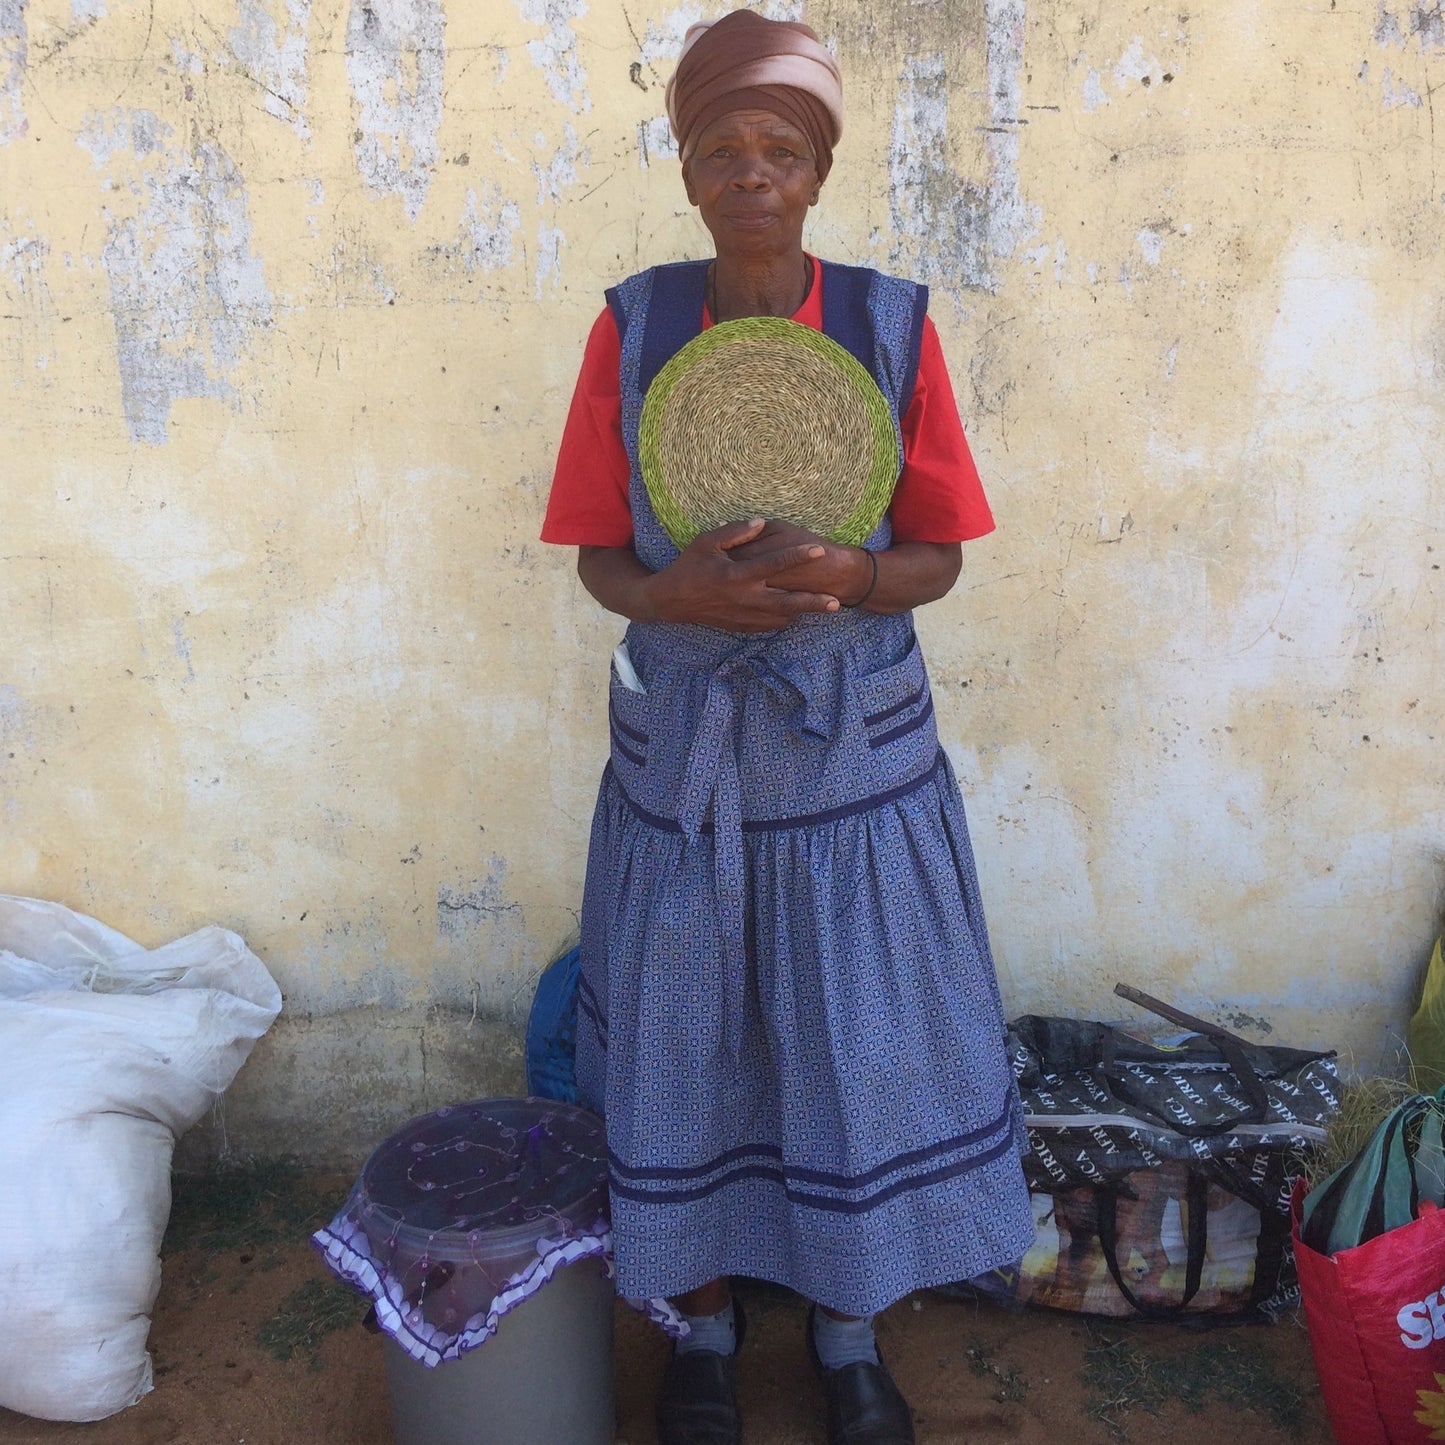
[674,646,836,1059]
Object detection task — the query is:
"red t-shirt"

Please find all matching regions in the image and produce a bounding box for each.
[540,260,993,547]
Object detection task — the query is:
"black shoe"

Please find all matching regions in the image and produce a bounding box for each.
[807,1308,916,1445]
[655,1299,746,1445]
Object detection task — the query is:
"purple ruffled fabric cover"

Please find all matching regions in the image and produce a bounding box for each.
[312,1097,685,1367]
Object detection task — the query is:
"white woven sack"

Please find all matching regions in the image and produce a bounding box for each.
[0,895,282,1421]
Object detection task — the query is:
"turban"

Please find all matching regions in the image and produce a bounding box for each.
[665,10,844,182]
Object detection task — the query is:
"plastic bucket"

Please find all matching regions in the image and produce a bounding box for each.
[383,1254,614,1445]
[313,1099,616,1445]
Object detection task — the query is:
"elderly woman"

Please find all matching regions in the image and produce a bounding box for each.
[542,12,1033,1445]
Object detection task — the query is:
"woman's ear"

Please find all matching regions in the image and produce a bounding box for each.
[682,160,698,207]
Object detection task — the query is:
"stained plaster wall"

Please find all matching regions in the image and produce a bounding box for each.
[1,0,1441,1165]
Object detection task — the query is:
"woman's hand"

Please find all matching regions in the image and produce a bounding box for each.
[576,521,963,627]
[576,519,846,633]
[728,519,873,603]
[733,520,964,615]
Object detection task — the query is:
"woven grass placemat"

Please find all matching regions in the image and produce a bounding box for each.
[639,316,898,549]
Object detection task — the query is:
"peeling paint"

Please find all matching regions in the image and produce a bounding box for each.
[1079,36,1165,111]
[638,2,706,68]
[437,859,518,941]
[981,0,1039,266]
[1,0,26,144]
[1382,65,1423,105]
[459,181,521,271]
[1376,2,1444,48]
[535,221,565,296]
[172,617,197,682]
[1112,36,1161,87]
[78,107,170,165]
[345,0,445,219]
[531,121,582,205]
[0,685,34,765]
[888,1,1036,297]
[1376,4,1409,45]
[229,0,313,138]
[323,235,395,303]
[514,0,590,114]
[1369,2,1439,46]
[528,123,582,294]
[1416,2,1445,47]
[1136,227,1164,266]
[170,36,203,73]
[86,124,273,444]
[636,113,674,169]
[889,53,989,294]
[0,220,52,376]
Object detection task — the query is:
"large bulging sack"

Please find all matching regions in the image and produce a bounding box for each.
[0,895,282,1422]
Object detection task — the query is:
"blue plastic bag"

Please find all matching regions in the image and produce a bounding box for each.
[525,947,580,1103]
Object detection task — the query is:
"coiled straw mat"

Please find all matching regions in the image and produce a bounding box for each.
[639,316,898,550]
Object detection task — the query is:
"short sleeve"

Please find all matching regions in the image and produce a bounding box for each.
[888,316,995,544]
[540,308,634,547]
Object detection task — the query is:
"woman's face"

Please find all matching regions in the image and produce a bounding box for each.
[682,109,820,261]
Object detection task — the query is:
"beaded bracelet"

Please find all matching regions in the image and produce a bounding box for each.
[846,548,879,609]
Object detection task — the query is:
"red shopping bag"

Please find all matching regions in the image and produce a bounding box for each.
[1293,1180,1445,1443]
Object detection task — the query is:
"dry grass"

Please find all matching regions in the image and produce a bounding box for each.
[1303,1076,1417,1189]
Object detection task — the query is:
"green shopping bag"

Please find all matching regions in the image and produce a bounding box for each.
[1299,1089,1445,1256]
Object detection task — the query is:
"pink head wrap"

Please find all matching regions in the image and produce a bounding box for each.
[664,10,844,182]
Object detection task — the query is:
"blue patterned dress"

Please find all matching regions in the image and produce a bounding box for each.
[574,259,1034,1316]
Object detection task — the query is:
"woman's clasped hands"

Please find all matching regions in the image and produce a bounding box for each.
[650,517,873,633]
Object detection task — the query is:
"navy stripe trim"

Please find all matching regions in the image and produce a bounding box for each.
[610,724,646,769]
[900,282,929,418]
[639,260,710,394]
[610,1122,1018,1215]
[578,990,607,1041]
[868,695,934,750]
[577,973,607,1040]
[864,681,927,728]
[610,1094,1013,1191]
[819,260,876,377]
[604,286,628,344]
[607,751,944,836]
[610,711,648,746]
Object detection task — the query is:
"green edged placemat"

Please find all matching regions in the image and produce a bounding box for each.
[639,316,898,550]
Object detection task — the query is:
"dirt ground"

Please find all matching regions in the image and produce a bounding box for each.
[0,1166,1335,1445]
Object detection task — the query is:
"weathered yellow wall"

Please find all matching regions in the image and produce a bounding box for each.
[2,0,1441,1159]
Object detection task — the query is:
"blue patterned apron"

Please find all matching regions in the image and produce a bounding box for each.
[575,259,1034,1316]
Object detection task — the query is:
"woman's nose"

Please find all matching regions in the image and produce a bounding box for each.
[729,157,770,189]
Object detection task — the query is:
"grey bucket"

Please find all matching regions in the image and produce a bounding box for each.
[314,1099,616,1445]
[382,1254,615,1445]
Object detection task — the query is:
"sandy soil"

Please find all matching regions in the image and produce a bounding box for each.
[0,1171,1335,1445]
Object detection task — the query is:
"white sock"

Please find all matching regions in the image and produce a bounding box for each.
[812,1309,879,1369]
[675,1300,737,1356]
